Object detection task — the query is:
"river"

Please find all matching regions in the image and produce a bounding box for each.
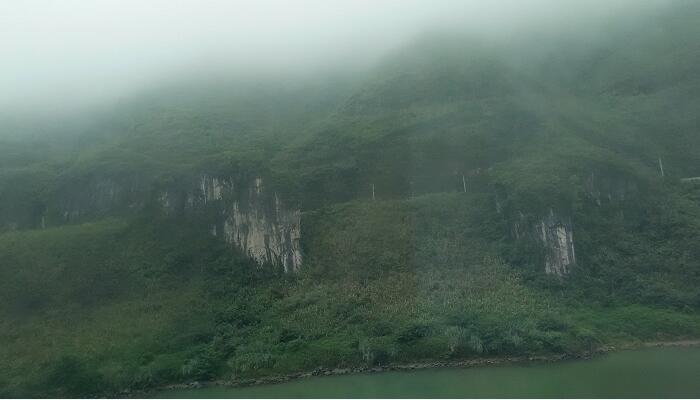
[158,346,700,398]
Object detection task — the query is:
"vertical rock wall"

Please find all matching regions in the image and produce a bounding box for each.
[512,209,576,276]
[220,178,302,273]
[159,175,303,272]
[538,210,575,276]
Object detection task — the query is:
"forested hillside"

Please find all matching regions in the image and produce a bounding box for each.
[2,1,700,396]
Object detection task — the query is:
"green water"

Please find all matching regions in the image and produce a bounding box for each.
[158,347,700,398]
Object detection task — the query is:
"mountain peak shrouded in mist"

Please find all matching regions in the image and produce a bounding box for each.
[1,0,669,114]
[3,1,700,397]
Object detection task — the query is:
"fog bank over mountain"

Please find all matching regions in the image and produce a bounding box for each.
[0,0,668,114]
[4,1,700,397]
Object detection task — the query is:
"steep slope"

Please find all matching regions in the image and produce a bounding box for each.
[2,2,700,396]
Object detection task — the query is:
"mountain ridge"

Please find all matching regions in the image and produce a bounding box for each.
[3,2,700,396]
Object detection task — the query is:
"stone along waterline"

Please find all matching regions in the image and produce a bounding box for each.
[157,346,700,398]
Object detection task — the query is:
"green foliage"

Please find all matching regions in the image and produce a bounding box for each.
[3,2,700,396]
[40,356,109,397]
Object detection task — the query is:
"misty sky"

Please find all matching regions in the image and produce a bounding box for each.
[0,0,667,112]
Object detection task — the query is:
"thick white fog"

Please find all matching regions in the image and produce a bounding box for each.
[0,0,668,112]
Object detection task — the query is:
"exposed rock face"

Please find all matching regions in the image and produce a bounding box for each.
[55,179,124,223]
[585,172,636,206]
[160,175,303,272]
[220,178,302,273]
[0,172,303,272]
[538,210,575,276]
[2,177,146,229]
[512,209,576,276]
[201,176,226,203]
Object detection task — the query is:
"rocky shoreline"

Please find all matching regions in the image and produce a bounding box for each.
[154,352,591,394]
[143,339,700,396]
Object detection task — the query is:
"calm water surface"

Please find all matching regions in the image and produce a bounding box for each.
[158,346,700,398]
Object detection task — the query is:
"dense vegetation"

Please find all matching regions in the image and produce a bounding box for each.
[2,2,700,396]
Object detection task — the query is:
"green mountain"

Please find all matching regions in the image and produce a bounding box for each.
[3,2,700,396]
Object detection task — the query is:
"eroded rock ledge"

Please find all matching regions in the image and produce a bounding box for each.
[513,209,576,276]
[1,173,303,272]
[160,175,302,272]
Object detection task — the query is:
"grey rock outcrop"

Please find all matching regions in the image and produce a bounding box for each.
[159,175,302,272]
[0,172,303,272]
[538,210,575,276]
[220,177,302,273]
[512,209,576,276]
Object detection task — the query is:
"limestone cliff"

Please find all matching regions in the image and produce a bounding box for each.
[0,172,303,272]
[538,210,575,276]
[160,175,302,272]
[512,209,576,276]
[584,171,636,207]
[219,177,302,273]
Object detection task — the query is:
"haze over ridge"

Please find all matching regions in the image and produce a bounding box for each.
[1,0,669,113]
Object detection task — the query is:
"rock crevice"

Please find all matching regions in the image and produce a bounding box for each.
[538,210,575,276]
